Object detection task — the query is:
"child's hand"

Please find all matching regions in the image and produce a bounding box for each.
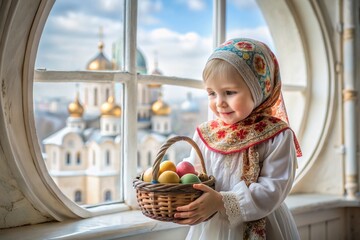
[174,183,224,225]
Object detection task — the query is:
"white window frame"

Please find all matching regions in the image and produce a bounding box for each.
[32,0,209,217]
[14,0,334,220]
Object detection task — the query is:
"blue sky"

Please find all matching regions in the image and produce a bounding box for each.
[35,0,272,100]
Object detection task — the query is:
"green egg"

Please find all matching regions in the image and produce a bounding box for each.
[180,173,201,184]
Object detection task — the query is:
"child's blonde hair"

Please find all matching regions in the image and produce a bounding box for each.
[202,59,243,84]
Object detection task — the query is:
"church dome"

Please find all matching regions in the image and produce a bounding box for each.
[68,94,84,117]
[136,49,147,74]
[151,94,171,115]
[112,105,122,117]
[101,96,121,117]
[147,82,162,88]
[112,40,148,73]
[86,41,113,70]
[181,92,199,113]
[148,53,162,88]
[151,68,162,75]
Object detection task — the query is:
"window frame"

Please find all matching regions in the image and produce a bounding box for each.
[20,0,335,220]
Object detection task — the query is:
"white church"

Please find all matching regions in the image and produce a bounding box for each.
[42,38,178,205]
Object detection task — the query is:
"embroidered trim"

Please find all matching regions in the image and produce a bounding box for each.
[244,218,266,240]
[197,116,289,155]
[221,191,244,227]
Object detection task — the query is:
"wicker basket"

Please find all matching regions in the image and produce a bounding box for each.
[133,136,215,222]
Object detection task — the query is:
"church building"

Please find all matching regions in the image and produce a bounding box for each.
[42,36,176,204]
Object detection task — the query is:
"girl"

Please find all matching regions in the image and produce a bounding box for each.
[174,38,302,240]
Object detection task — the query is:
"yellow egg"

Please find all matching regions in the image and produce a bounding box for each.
[158,170,180,183]
[159,160,176,175]
[142,167,153,182]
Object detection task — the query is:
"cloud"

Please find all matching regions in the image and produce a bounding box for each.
[50,0,125,21]
[36,0,272,100]
[227,26,274,50]
[50,11,121,37]
[138,0,163,25]
[174,0,207,11]
[186,0,206,11]
[229,0,258,10]
[36,10,122,70]
[137,28,212,79]
[101,0,123,12]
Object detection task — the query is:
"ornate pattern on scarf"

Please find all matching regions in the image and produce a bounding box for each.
[197,116,289,155]
[241,147,266,239]
[199,38,302,239]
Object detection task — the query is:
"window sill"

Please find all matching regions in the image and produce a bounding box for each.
[1,194,359,240]
[1,210,189,240]
[285,193,360,214]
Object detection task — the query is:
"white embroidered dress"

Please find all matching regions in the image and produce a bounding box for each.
[184,129,300,240]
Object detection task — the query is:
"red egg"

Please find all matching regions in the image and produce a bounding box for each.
[176,161,196,178]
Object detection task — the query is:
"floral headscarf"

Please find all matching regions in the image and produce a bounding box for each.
[197,38,301,239]
[198,38,302,157]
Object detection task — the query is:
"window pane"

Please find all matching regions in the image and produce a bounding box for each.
[36,0,124,71]
[34,81,124,205]
[34,0,126,207]
[226,0,274,48]
[135,0,213,79]
[136,84,207,174]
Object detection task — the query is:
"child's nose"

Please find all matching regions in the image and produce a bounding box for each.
[216,97,227,107]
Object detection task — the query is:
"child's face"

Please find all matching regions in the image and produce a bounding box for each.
[205,72,255,125]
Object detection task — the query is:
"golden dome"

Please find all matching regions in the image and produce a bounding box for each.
[86,40,113,70]
[68,94,84,117]
[147,82,162,88]
[112,105,122,117]
[151,95,171,115]
[101,96,121,117]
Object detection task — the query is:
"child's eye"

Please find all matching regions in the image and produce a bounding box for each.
[207,91,216,97]
[226,91,237,95]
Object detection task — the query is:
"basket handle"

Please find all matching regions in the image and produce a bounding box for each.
[152,136,207,182]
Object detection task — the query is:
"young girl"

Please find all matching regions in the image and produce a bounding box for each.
[174,38,302,240]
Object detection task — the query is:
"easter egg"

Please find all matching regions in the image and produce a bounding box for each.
[176,161,196,177]
[180,173,201,184]
[159,160,177,175]
[158,170,180,183]
[142,167,153,182]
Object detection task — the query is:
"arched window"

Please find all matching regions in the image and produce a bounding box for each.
[137,157,141,168]
[66,152,71,165]
[147,152,152,167]
[84,88,88,105]
[94,88,98,106]
[104,190,112,202]
[74,190,82,203]
[105,150,111,166]
[106,88,110,101]
[92,150,96,166]
[76,152,81,165]
[25,0,336,218]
